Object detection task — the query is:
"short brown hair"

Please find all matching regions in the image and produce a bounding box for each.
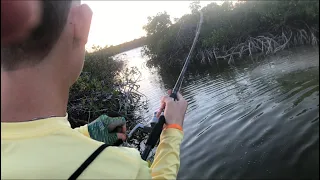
[1,0,73,71]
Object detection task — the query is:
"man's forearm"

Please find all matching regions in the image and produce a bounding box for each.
[150,128,184,180]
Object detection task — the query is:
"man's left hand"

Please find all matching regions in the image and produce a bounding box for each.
[87,115,127,145]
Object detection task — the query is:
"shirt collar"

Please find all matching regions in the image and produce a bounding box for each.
[1,114,71,139]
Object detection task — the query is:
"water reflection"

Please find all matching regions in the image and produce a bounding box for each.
[118,46,319,179]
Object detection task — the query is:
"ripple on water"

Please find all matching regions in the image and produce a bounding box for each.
[123,47,319,179]
[179,48,318,179]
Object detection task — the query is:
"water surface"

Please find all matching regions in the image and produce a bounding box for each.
[119,46,319,179]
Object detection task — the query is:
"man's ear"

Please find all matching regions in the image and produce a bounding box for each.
[45,3,92,62]
[72,4,92,49]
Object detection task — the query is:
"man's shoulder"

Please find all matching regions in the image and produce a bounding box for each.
[71,132,143,165]
[59,133,146,178]
[79,143,145,178]
[104,145,142,162]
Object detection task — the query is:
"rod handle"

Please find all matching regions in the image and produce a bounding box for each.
[141,115,166,160]
[170,92,178,100]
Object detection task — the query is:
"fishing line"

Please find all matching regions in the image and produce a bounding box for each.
[141,11,204,160]
[123,10,204,161]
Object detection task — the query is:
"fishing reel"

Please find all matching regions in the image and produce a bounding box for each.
[127,112,159,139]
[125,111,162,161]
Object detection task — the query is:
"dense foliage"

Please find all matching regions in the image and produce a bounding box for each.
[67,51,146,129]
[66,0,319,131]
[142,1,319,70]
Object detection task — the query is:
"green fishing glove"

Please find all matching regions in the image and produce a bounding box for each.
[87,114,127,145]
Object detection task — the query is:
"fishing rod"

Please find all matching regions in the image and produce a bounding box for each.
[140,11,204,160]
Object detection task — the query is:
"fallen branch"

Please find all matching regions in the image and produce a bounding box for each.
[198,26,317,66]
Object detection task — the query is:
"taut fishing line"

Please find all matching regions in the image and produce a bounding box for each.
[123,11,204,162]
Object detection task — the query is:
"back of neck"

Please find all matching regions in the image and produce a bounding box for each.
[1,69,69,123]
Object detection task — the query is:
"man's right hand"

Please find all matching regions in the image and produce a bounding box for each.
[156,90,188,127]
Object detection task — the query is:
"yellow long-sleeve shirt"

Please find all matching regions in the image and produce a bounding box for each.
[1,115,183,179]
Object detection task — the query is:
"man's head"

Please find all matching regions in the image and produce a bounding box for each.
[1,0,92,87]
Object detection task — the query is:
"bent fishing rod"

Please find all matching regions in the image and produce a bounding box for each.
[141,11,204,160]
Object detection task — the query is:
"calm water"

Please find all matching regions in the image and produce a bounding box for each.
[118,46,319,179]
